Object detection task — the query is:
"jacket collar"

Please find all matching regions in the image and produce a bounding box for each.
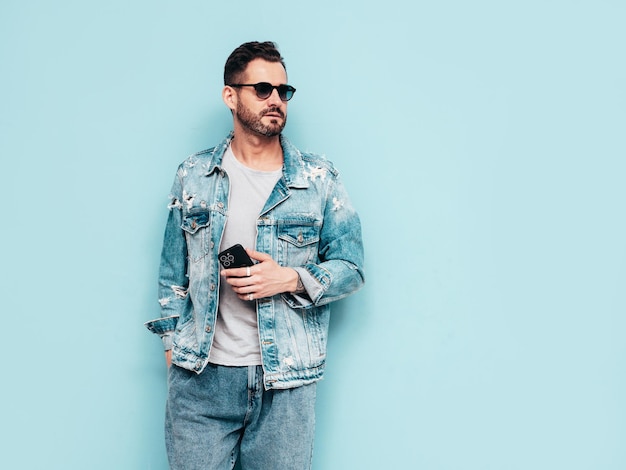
[204,132,309,189]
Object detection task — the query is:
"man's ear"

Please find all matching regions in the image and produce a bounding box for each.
[222,86,236,111]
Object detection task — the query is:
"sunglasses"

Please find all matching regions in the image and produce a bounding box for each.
[228,82,296,101]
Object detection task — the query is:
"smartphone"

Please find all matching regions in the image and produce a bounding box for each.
[218,244,254,269]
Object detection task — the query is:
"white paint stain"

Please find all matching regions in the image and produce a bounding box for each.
[182,190,195,210]
[332,197,344,211]
[171,285,188,298]
[304,165,327,182]
[167,197,182,210]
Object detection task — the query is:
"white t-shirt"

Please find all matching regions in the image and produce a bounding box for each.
[208,144,282,366]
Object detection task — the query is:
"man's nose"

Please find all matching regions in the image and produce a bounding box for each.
[267,88,284,105]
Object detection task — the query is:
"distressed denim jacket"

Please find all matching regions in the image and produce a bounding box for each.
[145,133,364,390]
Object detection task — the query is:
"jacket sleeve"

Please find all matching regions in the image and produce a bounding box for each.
[144,169,188,350]
[284,171,365,308]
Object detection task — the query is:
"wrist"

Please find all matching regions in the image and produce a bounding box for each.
[291,269,305,293]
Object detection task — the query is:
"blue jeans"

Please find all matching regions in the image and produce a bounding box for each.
[165,364,317,469]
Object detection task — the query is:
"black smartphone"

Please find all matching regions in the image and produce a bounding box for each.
[218,244,254,269]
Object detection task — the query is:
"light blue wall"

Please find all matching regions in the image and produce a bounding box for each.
[1,1,624,468]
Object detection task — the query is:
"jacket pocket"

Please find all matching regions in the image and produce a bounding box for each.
[181,210,211,262]
[277,219,321,266]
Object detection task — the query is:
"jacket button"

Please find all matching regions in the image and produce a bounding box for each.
[205,325,211,333]
[210,283,216,291]
[217,202,224,209]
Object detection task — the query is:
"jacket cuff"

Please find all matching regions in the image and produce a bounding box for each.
[282,268,319,308]
[145,315,179,350]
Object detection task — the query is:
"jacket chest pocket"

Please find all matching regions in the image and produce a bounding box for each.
[181,210,211,263]
[277,221,320,265]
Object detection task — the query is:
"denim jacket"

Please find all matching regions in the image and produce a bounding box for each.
[145,133,364,390]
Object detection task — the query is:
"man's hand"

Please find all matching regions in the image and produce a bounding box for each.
[221,248,299,301]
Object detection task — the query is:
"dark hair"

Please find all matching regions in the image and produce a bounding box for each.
[224,41,286,85]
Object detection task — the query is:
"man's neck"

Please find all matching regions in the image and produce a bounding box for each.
[230,131,283,171]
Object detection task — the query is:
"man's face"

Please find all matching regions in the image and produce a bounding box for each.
[232,59,289,137]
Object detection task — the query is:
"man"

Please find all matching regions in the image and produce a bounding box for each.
[146,41,364,469]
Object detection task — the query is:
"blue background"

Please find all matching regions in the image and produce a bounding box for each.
[1,1,624,468]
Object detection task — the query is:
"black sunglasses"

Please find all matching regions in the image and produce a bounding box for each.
[228,82,296,101]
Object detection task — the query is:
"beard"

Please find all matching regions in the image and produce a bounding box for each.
[235,102,287,137]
